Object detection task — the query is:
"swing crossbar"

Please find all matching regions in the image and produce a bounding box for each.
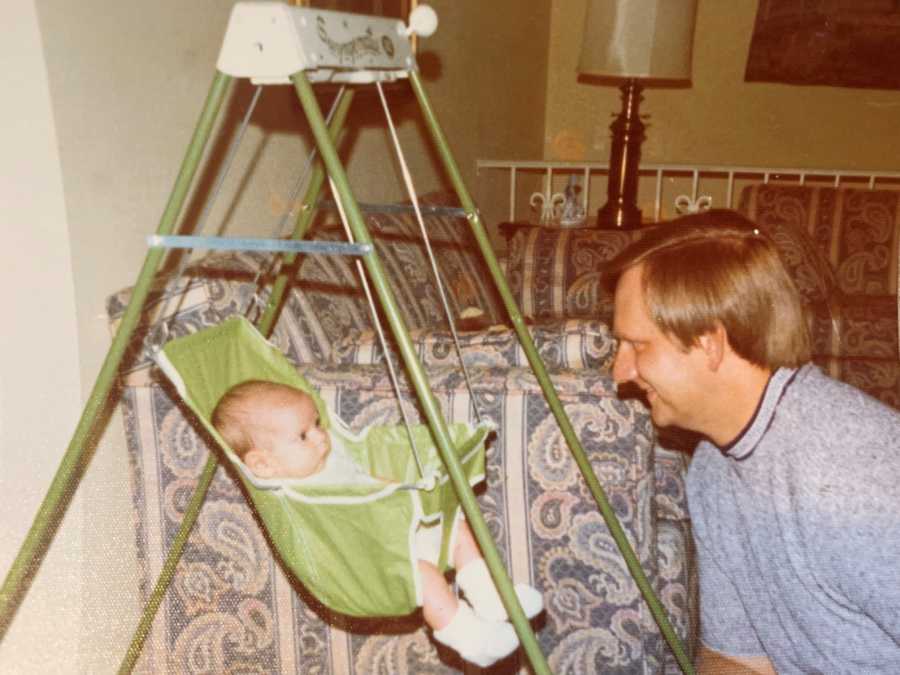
[317,199,468,218]
[148,233,371,255]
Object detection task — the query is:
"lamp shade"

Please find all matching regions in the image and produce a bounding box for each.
[578,0,697,81]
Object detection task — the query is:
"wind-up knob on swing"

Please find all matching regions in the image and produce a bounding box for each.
[406,4,438,38]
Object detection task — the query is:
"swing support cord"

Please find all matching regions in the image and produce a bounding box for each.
[240,88,346,321]
[375,79,483,425]
[256,88,356,334]
[146,84,264,353]
[328,173,427,479]
[144,87,346,352]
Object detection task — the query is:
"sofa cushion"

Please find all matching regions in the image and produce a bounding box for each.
[504,226,641,322]
[332,318,693,549]
[739,184,900,298]
[330,318,617,372]
[810,294,898,360]
[738,194,839,307]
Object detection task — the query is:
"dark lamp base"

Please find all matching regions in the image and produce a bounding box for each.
[595,202,642,230]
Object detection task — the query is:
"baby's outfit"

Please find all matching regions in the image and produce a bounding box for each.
[297,433,544,667]
[293,435,381,486]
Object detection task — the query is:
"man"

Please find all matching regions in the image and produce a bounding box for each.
[607,210,900,674]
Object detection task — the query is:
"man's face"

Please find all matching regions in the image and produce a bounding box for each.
[612,264,711,432]
[251,390,331,479]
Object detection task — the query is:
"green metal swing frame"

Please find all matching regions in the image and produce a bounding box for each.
[0,14,694,675]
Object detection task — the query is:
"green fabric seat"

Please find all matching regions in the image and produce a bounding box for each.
[156,316,489,618]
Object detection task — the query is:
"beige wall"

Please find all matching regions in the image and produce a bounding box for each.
[545,0,900,171]
[1,1,548,671]
[0,3,86,672]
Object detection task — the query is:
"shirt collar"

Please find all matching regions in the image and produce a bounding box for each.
[720,366,800,460]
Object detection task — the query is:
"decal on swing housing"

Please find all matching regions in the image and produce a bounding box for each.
[216,2,418,85]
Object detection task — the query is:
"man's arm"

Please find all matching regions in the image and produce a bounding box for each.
[696,645,776,675]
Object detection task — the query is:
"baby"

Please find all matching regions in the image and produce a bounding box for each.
[212,380,542,668]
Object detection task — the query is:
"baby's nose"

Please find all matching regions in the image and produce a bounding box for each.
[309,425,327,443]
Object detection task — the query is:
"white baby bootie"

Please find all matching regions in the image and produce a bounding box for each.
[457,558,544,622]
[433,600,519,668]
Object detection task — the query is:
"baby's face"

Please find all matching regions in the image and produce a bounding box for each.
[252,390,331,479]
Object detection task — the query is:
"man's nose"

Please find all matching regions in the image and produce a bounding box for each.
[612,345,635,385]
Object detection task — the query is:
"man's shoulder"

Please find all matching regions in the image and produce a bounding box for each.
[783,364,900,431]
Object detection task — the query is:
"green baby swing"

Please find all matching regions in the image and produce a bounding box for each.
[144,28,496,619]
[156,315,491,618]
[142,37,507,616]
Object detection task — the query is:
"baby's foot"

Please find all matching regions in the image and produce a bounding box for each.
[457,558,544,622]
[432,600,519,667]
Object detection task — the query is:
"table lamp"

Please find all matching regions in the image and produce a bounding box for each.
[578,0,697,229]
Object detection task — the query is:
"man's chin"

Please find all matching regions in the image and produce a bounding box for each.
[649,404,675,428]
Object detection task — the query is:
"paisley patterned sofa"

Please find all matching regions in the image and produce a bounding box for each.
[504,184,900,409]
[107,198,695,673]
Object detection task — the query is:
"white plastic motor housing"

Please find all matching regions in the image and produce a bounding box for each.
[216,2,426,85]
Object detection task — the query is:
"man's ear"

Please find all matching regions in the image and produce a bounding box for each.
[697,323,727,372]
[244,449,275,478]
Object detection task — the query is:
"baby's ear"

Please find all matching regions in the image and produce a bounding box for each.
[244,449,275,478]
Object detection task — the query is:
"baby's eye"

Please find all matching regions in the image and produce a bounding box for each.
[299,432,307,442]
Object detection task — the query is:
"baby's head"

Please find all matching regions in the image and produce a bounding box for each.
[211,380,331,479]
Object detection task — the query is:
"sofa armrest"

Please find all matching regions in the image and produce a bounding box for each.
[504,225,641,322]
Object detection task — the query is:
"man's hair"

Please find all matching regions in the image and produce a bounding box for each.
[211,380,300,459]
[607,209,811,369]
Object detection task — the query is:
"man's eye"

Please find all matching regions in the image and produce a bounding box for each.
[315,418,321,428]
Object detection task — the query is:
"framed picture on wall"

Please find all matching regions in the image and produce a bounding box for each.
[745,0,900,89]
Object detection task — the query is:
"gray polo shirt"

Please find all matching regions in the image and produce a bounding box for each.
[687,364,900,673]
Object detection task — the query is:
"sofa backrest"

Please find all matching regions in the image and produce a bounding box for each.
[299,194,506,343]
[738,184,900,298]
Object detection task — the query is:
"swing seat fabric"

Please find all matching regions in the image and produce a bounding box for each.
[156,316,488,618]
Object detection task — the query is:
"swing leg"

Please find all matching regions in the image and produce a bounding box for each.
[0,71,232,646]
[291,71,552,675]
[409,71,695,675]
[257,87,355,335]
